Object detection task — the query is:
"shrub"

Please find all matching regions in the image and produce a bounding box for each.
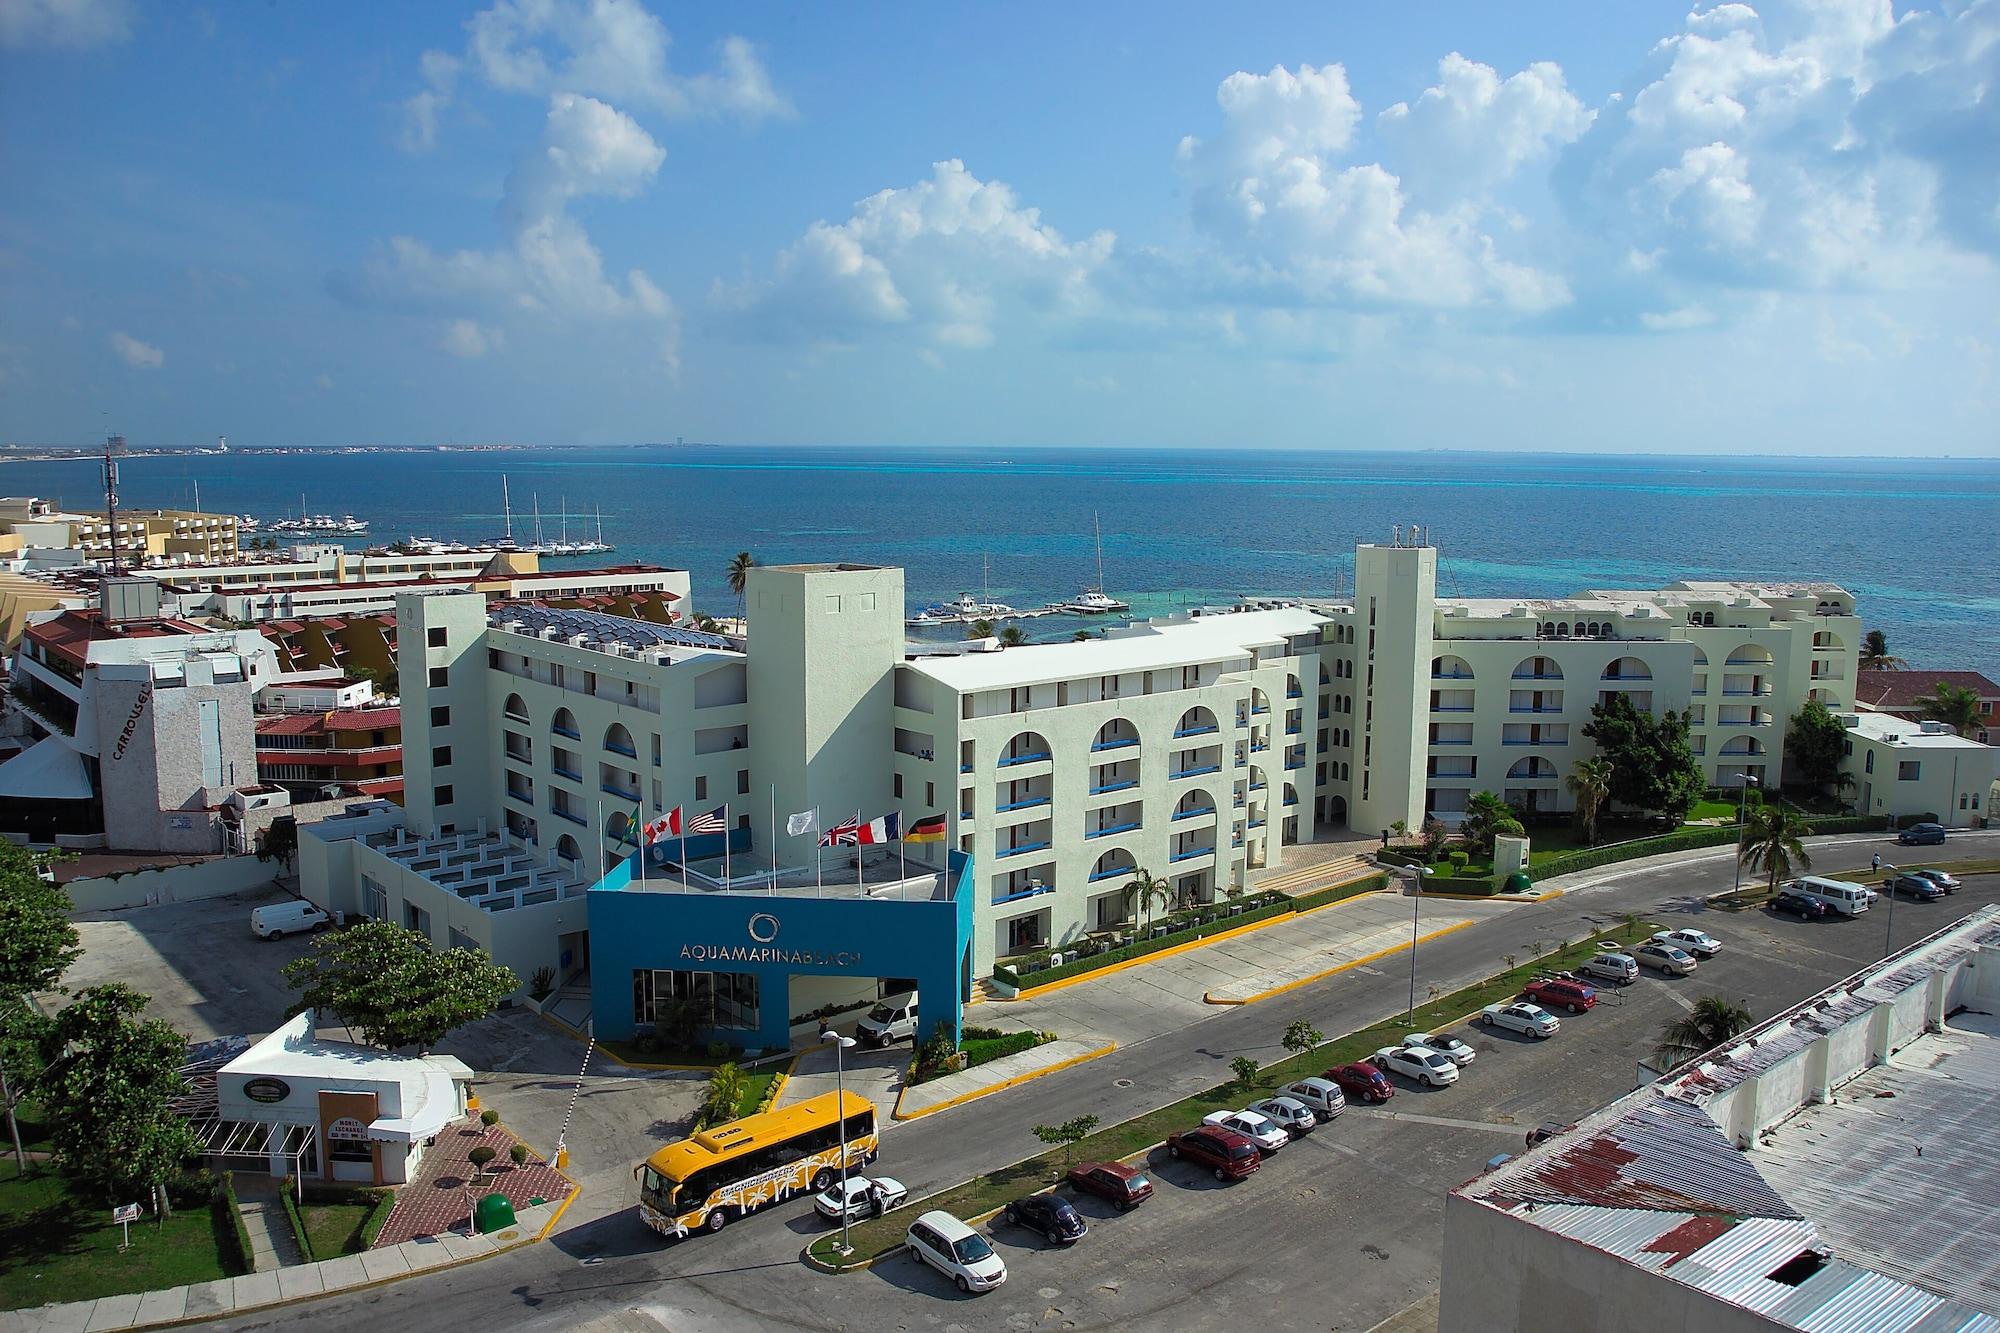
[634,1033,661,1055]
[281,1186,313,1263]
[1448,850,1470,870]
[961,1030,1045,1069]
[528,965,557,1000]
[509,1142,530,1167]
[1230,1055,1260,1088]
[706,1040,733,1060]
[217,1172,256,1276]
[468,1145,498,1171]
[358,1191,397,1248]
[480,1108,500,1127]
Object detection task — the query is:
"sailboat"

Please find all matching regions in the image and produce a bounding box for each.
[269,493,368,535]
[1061,512,1130,614]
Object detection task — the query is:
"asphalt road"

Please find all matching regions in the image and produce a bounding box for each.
[201,829,2000,1333]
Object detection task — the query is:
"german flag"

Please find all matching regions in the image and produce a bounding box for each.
[904,813,947,843]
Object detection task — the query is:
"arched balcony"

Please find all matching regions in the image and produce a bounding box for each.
[1725,643,1775,667]
[1285,673,1303,701]
[1512,656,1563,681]
[1175,705,1220,739]
[1812,630,1844,650]
[1173,788,1218,825]
[1091,718,1140,753]
[1601,656,1652,682]
[999,730,1052,768]
[1250,688,1272,717]
[1507,756,1559,781]
[503,692,529,724]
[1719,736,1765,757]
[555,833,581,863]
[1431,655,1475,681]
[1088,846,1138,884]
[603,722,637,758]
[551,707,580,740]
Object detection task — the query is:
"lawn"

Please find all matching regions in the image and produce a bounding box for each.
[0,1162,242,1311]
[807,919,1660,1267]
[6,1102,54,1156]
[300,1196,385,1260]
[734,1070,777,1119]
[1685,800,1741,823]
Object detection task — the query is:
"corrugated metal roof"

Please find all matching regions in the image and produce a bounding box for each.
[1524,1203,1696,1269]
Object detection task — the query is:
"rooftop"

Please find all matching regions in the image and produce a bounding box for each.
[488,603,734,658]
[905,605,1325,691]
[1842,710,1990,750]
[611,842,953,902]
[1855,670,2000,710]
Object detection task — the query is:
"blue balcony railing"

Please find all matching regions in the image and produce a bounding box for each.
[1087,865,1133,882]
[1086,821,1141,840]
[605,740,638,758]
[551,808,587,827]
[1431,705,1475,713]
[1285,759,1304,771]
[551,765,581,782]
[1286,688,1303,699]
[553,725,581,740]
[1172,724,1219,738]
[1091,737,1141,752]
[997,840,1051,859]
[998,751,1051,767]
[1510,672,1561,682]
[505,787,534,805]
[1090,779,1139,795]
[1170,846,1215,862]
[1250,742,1270,753]
[960,762,973,773]
[1509,706,1563,714]
[1285,725,1301,735]
[601,783,639,802]
[1172,805,1215,821]
[1248,818,1266,829]
[1170,764,1221,779]
[992,884,1055,906]
[995,795,1052,812]
[1283,793,1298,806]
[1251,705,1271,715]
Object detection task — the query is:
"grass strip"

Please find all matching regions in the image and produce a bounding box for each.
[809,920,1659,1267]
[0,1162,237,1310]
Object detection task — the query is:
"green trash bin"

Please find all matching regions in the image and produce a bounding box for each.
[1505,871,1533,895]
[474,1192,517,1234]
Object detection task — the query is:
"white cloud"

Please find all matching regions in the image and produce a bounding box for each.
[503,89,665,223]
[1377,53,1592,202]
[1177,62,1571,312]
[399,49,461,153]
[1638,304,1718,330]
[108,331,162,368]
[441,319,501,358]
[717,159,1115,347]
[0,0,132,50]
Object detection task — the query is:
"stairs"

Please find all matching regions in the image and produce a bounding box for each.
[969,976,1004,1005]
[1255,853,1378,899]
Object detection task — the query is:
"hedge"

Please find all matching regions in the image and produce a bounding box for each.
[1424,874,1498,895]
[281,1183,314,1263]
[357,1190,397,1249]
[1528,814,1892,882]
[962,1030,1046,1068]
[216,1172,256,1277]
[1291,871,1391,912]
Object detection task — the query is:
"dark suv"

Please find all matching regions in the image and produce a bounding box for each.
[1770,889,1829,920]
[1166,1126,1262,1181]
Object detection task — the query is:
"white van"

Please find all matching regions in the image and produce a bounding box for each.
[250,900,331,939]
[857,992,919,1047]
[1576,953,1639,986]
[1787,876,1871,917]
[906,1209,1006,1294]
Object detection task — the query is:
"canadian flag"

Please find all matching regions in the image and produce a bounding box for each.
[644,807,683,844]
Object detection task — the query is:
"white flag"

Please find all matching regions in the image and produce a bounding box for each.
[786,810,817,837]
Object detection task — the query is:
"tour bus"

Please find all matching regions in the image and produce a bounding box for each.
[1787,875,1871,917]
[636,1089,878,1236]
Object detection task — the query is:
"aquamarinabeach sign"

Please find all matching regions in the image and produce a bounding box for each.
[675,910,863,968]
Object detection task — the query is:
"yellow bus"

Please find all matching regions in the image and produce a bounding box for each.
[636,1089,878,1236]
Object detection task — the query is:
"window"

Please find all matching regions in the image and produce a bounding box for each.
[428,666,448,688]
[1865,751,1874,773]
[893,773,904,798]
[433,784,453,807]
[696,776,708,800]
[925,780,935,806]
[432,746,451,768]
[405,902,431,937]
[1897,761,1921,781]
[430,705,450,728]
[427,626,447,647]
[737,769,750,795]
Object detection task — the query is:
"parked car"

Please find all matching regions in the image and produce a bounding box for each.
[814,1175,908,1221]
[906,1210,1007,1293]
[1481,1002,1560,1038]
[1885,872,1945,901]
[1633,943,1698,976]
[1652,928,1721,958]
[1166,1125,1263,1181]
[250,900,330,939]
[1324,1062,1395,1104]
[1910,868,1961,893]
[1522,977,1597,1013]
[1279,1076,1347,1121]
[1575,952,1639,986]
[1371,1045,1460,1088]
[1202,1109,1289,1153]
[1896,822,1947,846]
[1003,1193,1087,1245]
[1402,1032,1476,1066]
[1246,1096,1318,1137]
[856,992,919,1046]
[1064,1161,1153,1211]
[1770,889,1830,920]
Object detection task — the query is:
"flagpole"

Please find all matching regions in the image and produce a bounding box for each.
[898,811,906,896]
[679,806,690,894]
[724,803,732,885]
[769,784,778,894]
[855,810,864,892]
[814,807,823,897]
[595,799,604,878]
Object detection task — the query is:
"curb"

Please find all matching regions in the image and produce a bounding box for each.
[891,1041,1117,1121]
[1202,918,1481,1006]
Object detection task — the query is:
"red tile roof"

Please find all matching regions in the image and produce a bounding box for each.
[25,609,213,666]
[1853,670,2000,710]
[254,706,401,737]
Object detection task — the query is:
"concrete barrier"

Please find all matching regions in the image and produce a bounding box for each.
[66,854,282,913]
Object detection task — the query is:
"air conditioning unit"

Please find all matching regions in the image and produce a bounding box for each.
[1048,952,1066,967]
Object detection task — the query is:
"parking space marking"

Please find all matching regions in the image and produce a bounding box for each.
[1344,1109,1524,1137]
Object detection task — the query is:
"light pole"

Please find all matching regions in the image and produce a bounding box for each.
[1731,773,1760,894]
[1401,865,1435,1024]
[818,1022,857,1254]
[1880,862,1897,957]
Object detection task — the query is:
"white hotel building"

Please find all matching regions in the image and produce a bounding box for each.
[290,536,1997,998]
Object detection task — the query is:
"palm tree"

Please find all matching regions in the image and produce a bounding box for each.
[1739,804,1811,894]
[705,1061,747,1124]
[1919,682,1982,738]
[998,626,1026,647]
[1459,790,1519,857]
[1654,995,1754,1067]
[1120,867,1173,930]
[725,551,755,620]
[1858,629,1905,672]
[1565,757,1614,846]
[968,618,996,640]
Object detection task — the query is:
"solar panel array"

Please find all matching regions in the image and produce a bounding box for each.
[490,603,733,652]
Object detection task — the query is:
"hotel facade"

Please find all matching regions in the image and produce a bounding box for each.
[294,537,1993,1050]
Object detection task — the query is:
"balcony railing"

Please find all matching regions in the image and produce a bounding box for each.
[551,765,582,782]
[997,841,1052,859]
[1173,724,1219,738]
[1283,793,1298,806]
[1170,846,1215,863]
[992,884,1055,906]
[1509,706,1564,714]
[1247,817,1266,829]
[1086,822,1141,840]
[998,751,1052,767]
[1431,705,1475,713]
[1601,673,1652,683]
[1721,687,1774,697]
[1251,704,1271,715]
[1090,737,1140,752]
[1172,805,1215,821]
[960,762,973,773]
[1286,688,1303,699]
[1090,779,1139,796]
[1087,865,1134,882]
[1502,738,1564,746]
[1170,764,1222,779]
[1250,741,1270,753]
[605,740,638,758]
[1511,671,1562,681]
[505,787,534,805]
[553,725,581,740]
[1285,725,1301,735]
[551,808,587,827]
[503,709,530,725]
[1284,759,1304,771]
[995,796,1051,813]
[600,782,640,802]
[1431,670,1474,681]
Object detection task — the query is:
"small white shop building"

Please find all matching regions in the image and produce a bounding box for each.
[213,1012,474,1186]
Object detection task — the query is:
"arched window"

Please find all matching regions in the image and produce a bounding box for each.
[1702,612,1716,627]
[551,707,579,739]
[604,722,636,757]
[1175,706,1219,737]
[1431,655,1475,681]
[1286,673,1303,700]
[1090,846,1137,884]
[1725,643,1774,667]
[1506,756,1557,780]
[503,692,528,723]
[1093,718,1140,750]
[1512,656,1563,681]
[1719,736,1765,757]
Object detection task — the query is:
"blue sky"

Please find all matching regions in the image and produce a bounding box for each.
[2,0,1996,455]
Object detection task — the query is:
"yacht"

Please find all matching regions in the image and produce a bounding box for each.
[268,496,368,535]
[1059,512,1130,614]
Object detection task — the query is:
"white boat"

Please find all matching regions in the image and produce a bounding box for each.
[1061,513,1129,614]
[268,495,369,535]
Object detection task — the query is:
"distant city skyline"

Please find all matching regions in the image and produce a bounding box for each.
[2,0,1996,456]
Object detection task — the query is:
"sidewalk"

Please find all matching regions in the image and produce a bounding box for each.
[0,1197,571,1333]
[891,1038,1116,1120]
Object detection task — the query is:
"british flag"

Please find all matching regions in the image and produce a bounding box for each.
[818,816,862,847]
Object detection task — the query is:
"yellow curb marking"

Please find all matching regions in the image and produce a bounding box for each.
[1203,918,1481,1005]
[891,1041,1118,1121]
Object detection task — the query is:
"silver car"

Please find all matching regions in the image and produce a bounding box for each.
[1634,942,1698,976]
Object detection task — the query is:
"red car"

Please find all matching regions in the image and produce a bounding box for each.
[1166,1126,1262,1181]
[1522,977,1597,1014]
[1324,1062,1395,1104]
[1065,1160,1154,1210]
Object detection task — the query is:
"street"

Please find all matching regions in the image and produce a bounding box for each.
[197,830,2000,1332]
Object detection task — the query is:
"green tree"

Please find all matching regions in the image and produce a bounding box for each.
[1459,791,1523,857]
[1785,700,1849,792]
[1120,867,1173,930]
[1031,1114,1100,1169]
[968,618,996,639]
[1229,1055,1260,1088]
[725,551,756,620]
[283,921,517,1051]
[704,1062,747,1124]
[1564,756,1614,845]
[1419,817,1449,862]
[0,847,80,1170]
[1581,694,1705,822]
[1739,805,1812,895]
[1919,682,1982,738]
[998,625,1026,647]
[1654,995,1755,1067]
[1072,629,1092,642]
[31,984,201,1210]
[1858,629,1905,672]
[1281,1018,1323,1059]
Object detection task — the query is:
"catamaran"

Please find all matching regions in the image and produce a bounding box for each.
[1060,512,1130,614]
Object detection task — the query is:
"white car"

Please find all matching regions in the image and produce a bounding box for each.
[1402,1031,1476,1066]
[813,1175,907,1221]
[1202,1108,1289,1152]
[907,1210,1007,1294]
[1652,928,1721,958]
[1481,1002,1560,1038]
[1371,1045,1460,1088]
[1246,1096,1318,1137]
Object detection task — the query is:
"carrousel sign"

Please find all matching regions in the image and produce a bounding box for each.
[675,910,865,969]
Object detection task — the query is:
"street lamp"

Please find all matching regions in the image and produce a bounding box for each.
[1731,773,1761,894]
[1400,865,1435,1024]
[817,1022,858,1254]
[1880,861,1898,956]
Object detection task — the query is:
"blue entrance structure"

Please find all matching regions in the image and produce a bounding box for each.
[587,842,973,1054]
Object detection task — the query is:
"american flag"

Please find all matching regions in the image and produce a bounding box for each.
[686,805,728,835]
